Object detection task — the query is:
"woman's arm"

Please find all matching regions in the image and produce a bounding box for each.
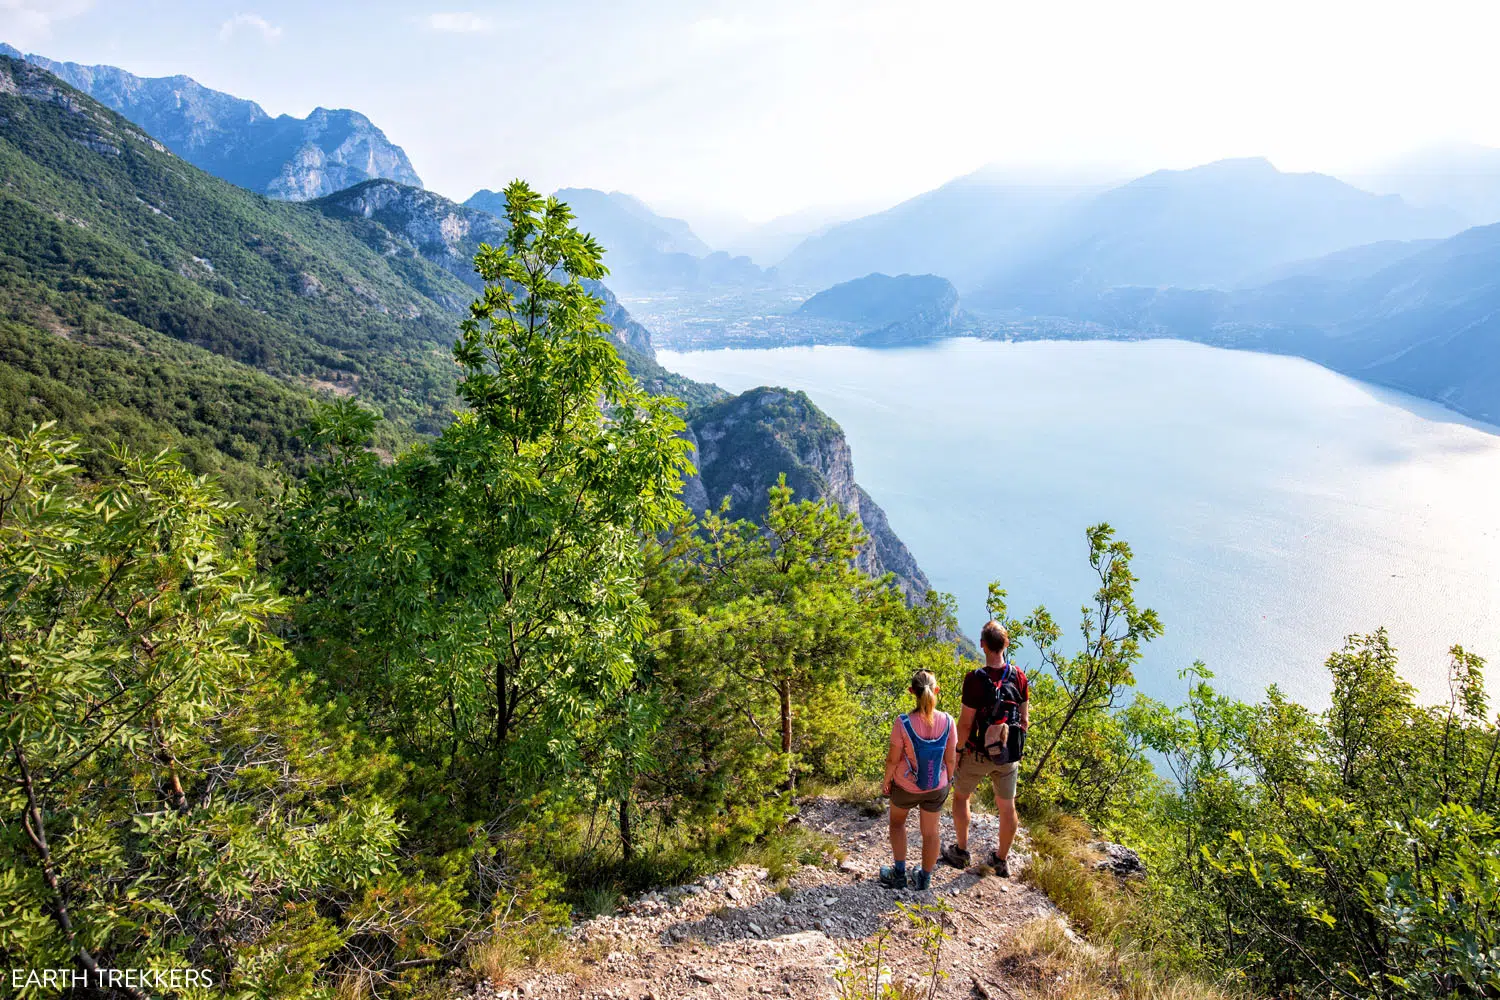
[883,723,903,794]
[943,714,958,779]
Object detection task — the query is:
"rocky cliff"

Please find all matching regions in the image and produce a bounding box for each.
[684,387,931,600]
[1,44,422,200]
[312,180,658,360]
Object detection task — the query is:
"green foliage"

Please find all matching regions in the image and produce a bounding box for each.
[279,180,692,807]
[0,425,449,997]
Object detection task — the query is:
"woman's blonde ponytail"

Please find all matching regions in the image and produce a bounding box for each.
[911,670,937,721]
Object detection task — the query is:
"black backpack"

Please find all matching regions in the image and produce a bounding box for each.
[970,664,1026,765]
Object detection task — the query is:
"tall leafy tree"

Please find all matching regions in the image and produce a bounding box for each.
[279,180,693,802]
[0,427,424,996]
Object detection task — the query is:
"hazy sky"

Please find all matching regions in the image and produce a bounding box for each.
[4,0,1499,221]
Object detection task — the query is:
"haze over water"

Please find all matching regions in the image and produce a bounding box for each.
[661,339,1500,710]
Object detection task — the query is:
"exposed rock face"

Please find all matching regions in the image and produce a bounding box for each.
[1088,841,1147,880]
[313,180,656,359]
[685,387,931,600]
[2,44,421,200]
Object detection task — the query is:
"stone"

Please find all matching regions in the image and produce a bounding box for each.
[727,886,743,901]
[1089,841,1148,879]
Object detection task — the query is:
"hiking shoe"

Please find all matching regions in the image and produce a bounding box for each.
[910,869,932,891]
[940,843,971,869]
[988,852,1010,878]
[878,865,908,889]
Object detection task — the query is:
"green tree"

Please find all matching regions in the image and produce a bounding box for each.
[0,426,430,997]
[986,523,1163,819]
[279,180,692,804]
[650,478,944,796]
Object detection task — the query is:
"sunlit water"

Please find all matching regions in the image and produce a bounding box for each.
[659,339,1500,709]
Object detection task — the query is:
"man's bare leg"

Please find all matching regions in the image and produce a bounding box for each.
[952,790,971,851]
[996,780,1018,860]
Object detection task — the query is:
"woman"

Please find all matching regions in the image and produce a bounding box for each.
[880,669,958,891]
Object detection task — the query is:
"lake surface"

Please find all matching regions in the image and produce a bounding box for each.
[659,339,1500,709]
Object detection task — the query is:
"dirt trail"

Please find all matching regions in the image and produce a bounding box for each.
[479,798,1064,999]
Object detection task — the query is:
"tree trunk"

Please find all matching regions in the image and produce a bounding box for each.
[619,792,634,864]
[780,677,794,792]
[494,657,508,794]
[13,743,145,1000]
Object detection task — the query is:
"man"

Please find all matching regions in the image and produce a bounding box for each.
[942,620,1029,877]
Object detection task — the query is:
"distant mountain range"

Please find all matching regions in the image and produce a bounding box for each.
[0,42,422,199]
[797,273,969,346]
[774,168,1098,291]
[968,158,1463,312]
[466,186,768,296]
[1346,143,1500,228]
[999,223,1500,423]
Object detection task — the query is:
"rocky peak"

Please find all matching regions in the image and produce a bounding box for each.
[3,45,421,200]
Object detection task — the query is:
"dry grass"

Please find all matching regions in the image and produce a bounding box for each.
[1022,813,1130,939]
[996,918,1236,1000]
[1006,810,1247,1000]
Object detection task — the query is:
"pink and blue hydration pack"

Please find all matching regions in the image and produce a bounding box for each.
[900,714,951,791]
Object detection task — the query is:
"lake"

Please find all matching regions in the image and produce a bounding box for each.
[659,339,1500,709]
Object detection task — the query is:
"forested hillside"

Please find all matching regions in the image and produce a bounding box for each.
[0,54,710,486]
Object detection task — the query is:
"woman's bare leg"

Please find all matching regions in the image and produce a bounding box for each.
[888,805,910,862]
[918,808,940,870]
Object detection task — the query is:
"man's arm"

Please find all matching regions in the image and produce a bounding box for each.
[956,705,977,753]
[1020,696,1030,730]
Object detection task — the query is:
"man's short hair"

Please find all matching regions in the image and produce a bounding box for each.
[980,620,1009,654]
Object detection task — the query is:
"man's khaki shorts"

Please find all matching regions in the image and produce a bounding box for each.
[953,751,1018,801]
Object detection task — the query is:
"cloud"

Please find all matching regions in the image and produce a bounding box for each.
[422,12,493,34]
[218,12,281,43]
[0,0,93,45]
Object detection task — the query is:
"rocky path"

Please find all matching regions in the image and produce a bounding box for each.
[479,798,1065,999]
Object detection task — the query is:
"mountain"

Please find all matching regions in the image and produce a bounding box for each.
[1235,238,1441,288]
[775,168,1096,292]
[689,204,869,267]
[1046,225,1500,424]
[313,180,725,404]
[682,387,931,599]
[1347,143,1500,228]
[0,52,472,481]
[1235,224,1500,422]
[465,186,767,295]
[0,42,422,200]
[797,273,969,346]
[970,158,1464,313]
[0,54,937,596]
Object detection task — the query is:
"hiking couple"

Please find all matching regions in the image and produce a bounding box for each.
[879,621,1029,890]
